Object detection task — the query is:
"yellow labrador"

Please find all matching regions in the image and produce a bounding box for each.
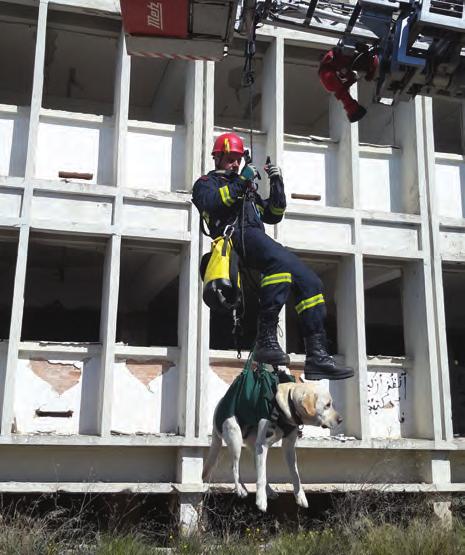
[203,381,343,512]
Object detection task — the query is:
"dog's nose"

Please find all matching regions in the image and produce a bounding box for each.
[337,415,343,424]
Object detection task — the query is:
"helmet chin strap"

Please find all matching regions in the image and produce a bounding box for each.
[214,153,223,170]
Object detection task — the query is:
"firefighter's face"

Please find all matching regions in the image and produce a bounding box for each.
[216,153,242,173]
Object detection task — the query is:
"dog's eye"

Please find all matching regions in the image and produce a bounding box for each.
[325,402,331,409]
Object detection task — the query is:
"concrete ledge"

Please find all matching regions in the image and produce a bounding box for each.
[0,434,456,451]
[0,481,463,495]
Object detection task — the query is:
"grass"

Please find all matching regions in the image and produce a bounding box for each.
[0,493,463,554]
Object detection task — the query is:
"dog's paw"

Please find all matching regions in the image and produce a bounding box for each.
[256,492,268,512]
[266,484,279,500]
[235,483,248,498]
[295,490,308,508]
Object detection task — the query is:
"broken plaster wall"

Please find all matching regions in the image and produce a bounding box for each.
[14,355,100,434]
[111,359,178,434]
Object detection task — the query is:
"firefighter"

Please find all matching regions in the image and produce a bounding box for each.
[192,132,354,380]
[319,45,379,123]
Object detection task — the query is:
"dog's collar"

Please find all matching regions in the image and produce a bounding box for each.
[288,390,303,428]
[270,389,304,438]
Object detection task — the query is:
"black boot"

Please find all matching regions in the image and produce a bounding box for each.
[254,311,290,366]
[304,332,354,380]
[347,104,367,123]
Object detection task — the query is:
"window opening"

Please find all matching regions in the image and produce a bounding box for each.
[117,240,180,347]
[364,262,405,356]
[442,265,465,437]
[129,57,186,124]
[22,233,105,342]
[284,46,329,137]
[358,80,397,146]
[43,11,119,115]
[0,231,18,340]
[433,98,463,154]
[0,3,37,106]
[214,39,264,130]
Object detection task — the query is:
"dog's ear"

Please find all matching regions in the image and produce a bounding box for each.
[301,392,317,418]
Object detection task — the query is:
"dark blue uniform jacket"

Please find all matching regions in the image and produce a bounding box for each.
[192,170,287,240]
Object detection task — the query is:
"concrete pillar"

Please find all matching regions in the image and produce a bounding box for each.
[177,61,203,438]
[422,96,454,442]
[432,498,453,528]
[176,447,204,535]
[179,493,203,536]
[402,260,440,439]
[0,0,49,435]
[329,87,359,209]
[196,61,215,440]
[261,37,287,349]
[335,254,367,439]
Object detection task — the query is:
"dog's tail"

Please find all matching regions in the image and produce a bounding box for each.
[202,427,222,481]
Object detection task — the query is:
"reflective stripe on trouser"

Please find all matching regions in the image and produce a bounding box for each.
[233,227,326,334]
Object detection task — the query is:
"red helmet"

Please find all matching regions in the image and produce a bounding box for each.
[212,133,245,156]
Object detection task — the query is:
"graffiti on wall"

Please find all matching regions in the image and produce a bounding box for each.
[367,369,408,437]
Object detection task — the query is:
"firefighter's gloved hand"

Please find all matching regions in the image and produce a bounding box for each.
[241,164,260,183]
[265,164,282,179]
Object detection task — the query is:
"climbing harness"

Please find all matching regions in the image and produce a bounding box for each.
[214,352,296,434]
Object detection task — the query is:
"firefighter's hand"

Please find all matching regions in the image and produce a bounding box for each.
[240,164,260,183]
[264,164,282,179]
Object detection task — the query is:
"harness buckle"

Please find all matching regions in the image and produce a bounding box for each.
[223,224,235,239]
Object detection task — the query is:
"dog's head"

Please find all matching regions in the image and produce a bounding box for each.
[276,382,342,429]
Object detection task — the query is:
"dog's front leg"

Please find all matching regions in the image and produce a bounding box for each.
[255,419,273,512]
[282,430,308,509]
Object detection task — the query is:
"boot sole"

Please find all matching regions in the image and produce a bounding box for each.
[254,353,290,366]
[304,370,355,380]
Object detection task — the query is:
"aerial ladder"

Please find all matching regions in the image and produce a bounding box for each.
[120,0,465,110]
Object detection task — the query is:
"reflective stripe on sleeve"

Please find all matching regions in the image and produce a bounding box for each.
[295,294,325,314]
[261,272,292,287]
[270,205,285,216]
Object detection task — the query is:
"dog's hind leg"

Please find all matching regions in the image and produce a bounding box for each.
[223,417,248,498]
[282,429,308,508]
[202,427,222,481]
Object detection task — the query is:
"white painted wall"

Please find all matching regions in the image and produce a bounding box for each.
[125,126,186,191]
[111,360,178,434]
[35,116,114,185]
[283,143,335,207]
[435,157,465,219]
[359,151,402,213]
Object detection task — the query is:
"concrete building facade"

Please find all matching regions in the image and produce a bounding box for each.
[0,0,465,522]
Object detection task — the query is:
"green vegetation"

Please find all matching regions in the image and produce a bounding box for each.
[0,493,464,554]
